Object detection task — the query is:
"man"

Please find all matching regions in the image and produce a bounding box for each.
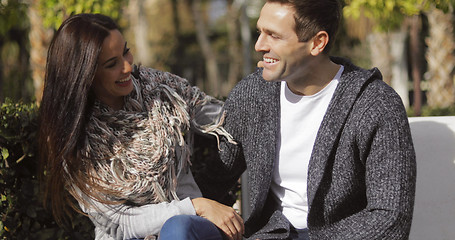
[195,0,416,239]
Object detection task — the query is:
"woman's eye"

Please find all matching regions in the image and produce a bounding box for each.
[106,61,117,68]
[123,47,130,55]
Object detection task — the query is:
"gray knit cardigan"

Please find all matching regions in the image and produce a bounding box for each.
[195,57,416,240]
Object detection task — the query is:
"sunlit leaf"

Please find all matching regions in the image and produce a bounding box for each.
[1,148,9,160]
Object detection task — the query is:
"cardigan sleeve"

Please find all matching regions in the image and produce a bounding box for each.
[358,91,415,239]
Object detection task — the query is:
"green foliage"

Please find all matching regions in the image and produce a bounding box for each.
[0,0,28,37]
[408,104,455,117]
[344,0,455,31]
[0,99,38,168]
[0,99,93,239]
[422,0,455,12]
[39,0,127,30]
[343,0,424,31]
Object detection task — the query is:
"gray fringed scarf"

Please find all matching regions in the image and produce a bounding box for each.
[81,67,214,206]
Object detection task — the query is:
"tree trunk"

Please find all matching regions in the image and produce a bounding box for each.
[11,29,31,101]
[389,30,410,109]
[0,37,4,102]
[367,30,410,109]
[28,0,53,103]
[367,32,392,85]
[238,0,252,76]
[127,0,154,67]
[222,0,242,96]
[169,0,183,77]
[425,6,455,108]
[408,15,423,116]
[189,0,221,96]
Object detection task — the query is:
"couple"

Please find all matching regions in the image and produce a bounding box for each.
[38,0,416,239]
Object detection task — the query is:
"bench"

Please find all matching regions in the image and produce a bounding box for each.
[409,116,455,239]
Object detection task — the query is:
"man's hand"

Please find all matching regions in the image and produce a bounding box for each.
[192,198,244,240]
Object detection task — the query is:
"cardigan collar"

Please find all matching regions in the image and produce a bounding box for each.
[307,57,382,206]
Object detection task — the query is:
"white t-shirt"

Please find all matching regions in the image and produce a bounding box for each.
[271,66,343,229]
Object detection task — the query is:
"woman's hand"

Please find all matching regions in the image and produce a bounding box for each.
[191,197,244,240]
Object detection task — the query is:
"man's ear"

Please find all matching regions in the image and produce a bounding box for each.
[310,31,329,56]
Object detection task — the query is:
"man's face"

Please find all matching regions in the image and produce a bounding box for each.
[255,2,311,82]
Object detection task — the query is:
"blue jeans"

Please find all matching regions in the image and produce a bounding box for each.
[159,215,223,240]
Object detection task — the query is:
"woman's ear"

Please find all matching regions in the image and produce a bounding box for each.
[310,31,329,56]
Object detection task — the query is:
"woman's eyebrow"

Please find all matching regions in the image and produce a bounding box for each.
[102,56,117,66]
[101,42,127,66]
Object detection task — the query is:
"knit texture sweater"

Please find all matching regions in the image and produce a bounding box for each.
[196,57,416,240]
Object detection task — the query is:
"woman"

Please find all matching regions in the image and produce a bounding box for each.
[38,13,243,240]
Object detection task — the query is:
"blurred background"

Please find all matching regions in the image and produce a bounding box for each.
[1,1,455,238]
[1,0,455,115]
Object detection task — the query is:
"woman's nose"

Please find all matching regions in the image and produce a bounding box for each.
[123,58,133,73]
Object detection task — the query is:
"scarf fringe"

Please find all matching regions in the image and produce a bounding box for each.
[197,111,237,150]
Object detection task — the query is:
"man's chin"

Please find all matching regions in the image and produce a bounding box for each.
[261,73,281,82]
[261,67,285,82]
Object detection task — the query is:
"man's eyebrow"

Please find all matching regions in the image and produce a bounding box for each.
[259,27,280,36]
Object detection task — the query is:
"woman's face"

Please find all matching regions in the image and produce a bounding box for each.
[92,29,134,110]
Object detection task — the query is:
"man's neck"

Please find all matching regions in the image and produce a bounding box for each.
[286,57,341,96]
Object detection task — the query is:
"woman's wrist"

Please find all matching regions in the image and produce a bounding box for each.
[191,197,203,215]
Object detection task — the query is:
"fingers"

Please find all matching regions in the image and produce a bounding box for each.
[232,210,244,239]
[191,198,244,240]
[218,210,243,240]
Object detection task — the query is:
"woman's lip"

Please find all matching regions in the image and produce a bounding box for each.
[116,76,132,86]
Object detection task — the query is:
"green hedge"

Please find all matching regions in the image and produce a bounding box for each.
[0,99,93,239]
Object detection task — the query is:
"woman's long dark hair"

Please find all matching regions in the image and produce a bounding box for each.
[38,13,119,224]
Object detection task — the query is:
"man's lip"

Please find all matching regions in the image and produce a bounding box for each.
[263,56,279,64]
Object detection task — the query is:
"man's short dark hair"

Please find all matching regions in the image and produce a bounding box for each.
[267,0,342,53]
